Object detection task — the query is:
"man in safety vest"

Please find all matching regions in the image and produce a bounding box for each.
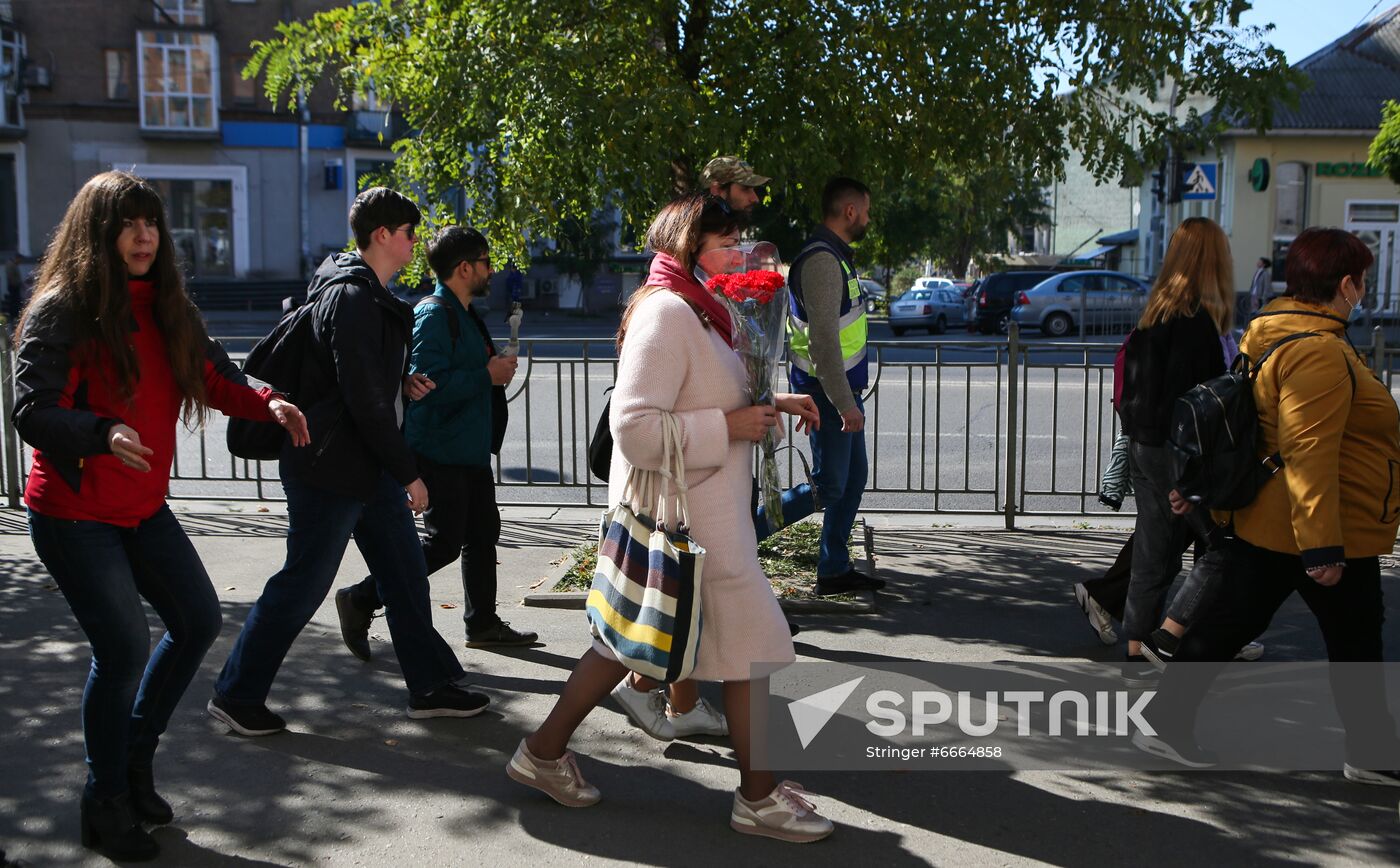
[788,177,885,596]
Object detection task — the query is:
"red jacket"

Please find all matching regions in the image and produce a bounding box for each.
[18,279,274,526]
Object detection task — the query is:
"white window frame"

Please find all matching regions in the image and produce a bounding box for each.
[155,0,207,26]
[123,163,248,277]
[345,148,398,219]
[136,31,220,132]
[0,25,24,128]
[0,141,31,255]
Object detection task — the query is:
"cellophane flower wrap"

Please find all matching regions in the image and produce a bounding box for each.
[701,241,789,533]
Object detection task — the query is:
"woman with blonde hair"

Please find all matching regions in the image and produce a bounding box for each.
[1115,217,1238,670]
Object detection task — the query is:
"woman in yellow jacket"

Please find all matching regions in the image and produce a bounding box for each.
[1148,227,1400,780]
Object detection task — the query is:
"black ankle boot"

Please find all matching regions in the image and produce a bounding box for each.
[80,791,159,861]
[128,765,174,825]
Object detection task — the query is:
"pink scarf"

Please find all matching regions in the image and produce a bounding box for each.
[645,252,733,348]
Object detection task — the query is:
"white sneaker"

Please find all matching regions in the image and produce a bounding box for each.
[1074,583,1118,645]
[506,739,601,807]
[1343,763,1400,787]
[1234,641,1265,661]
[610,679,675,741]
[731,781,834,843]
[670,698,729,737]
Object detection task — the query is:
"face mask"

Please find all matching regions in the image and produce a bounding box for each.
[1344,285,1364,322]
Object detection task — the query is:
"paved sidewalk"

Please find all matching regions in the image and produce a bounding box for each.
[2,505,1399,866]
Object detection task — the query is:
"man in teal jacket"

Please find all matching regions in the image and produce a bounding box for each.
[336,226,536,657]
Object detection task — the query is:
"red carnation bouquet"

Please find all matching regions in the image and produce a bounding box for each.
[700,242,790,532]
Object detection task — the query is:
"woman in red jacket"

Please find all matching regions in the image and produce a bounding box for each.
[11,171,309,861]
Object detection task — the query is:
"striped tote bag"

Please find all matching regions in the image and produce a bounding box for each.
[586,412,705,683]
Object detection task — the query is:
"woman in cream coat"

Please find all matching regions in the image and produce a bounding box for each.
[506,194,836,843]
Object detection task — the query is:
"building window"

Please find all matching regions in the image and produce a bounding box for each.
[151,177,234,277]
[138,31,219,131]
[0,25,23,127]
[105,49,132,100]
[1273,162,1308,238]
[229,53,255,104]
[155,0,207,26]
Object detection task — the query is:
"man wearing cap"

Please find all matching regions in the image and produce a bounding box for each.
[698,156,770,215]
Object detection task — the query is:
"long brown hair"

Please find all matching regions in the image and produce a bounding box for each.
[1138,216,1233,334]
[617,194,745,350]
[18,171,211,424]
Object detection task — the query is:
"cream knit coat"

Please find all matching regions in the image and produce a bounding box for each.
[603,290,796,681]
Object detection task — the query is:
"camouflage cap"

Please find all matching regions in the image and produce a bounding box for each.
[698,156,771,189]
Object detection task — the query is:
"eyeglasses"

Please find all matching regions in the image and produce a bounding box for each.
[393,225,417,241]
[454,256,492,271]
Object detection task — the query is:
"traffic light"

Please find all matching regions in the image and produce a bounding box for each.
[1167,152,1184,204]
[1150,166,1166,202]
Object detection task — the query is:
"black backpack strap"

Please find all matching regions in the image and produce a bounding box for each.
[415,295,460,347]
[1247,331,1322,377]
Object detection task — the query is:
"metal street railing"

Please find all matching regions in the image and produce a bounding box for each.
[4,327,1399,525]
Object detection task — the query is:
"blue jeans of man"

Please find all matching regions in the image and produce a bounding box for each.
[215,470,465,704]
[29,506,223,799]
[752,481,818,541]
[799,386,867,578]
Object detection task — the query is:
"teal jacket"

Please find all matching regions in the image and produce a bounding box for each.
[405,283,495,467]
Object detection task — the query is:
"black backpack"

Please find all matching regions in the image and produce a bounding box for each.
[1168,313,1354,510]
[226,296,325,461]
[415,295,509,455]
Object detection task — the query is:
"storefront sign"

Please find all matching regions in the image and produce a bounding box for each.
[1249,158,1270,192]
[1317,162,1386,178]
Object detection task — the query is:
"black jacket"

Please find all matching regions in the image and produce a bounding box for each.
[1118,307,1225,446]
[280,252,418,498]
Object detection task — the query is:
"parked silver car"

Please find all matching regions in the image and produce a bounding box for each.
[1011,270,1150,337]
[889,287,967,335]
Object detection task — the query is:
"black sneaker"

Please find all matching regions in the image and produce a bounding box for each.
[788,620,802,637]
[207,696,286,737]
[1121,654,1159,689]
[1132,730,1217,768]
[1139,629,1180,671]
[465,620,539,648]
[334,587,374,662]
[407,683,491,719]
[813,569,886,596]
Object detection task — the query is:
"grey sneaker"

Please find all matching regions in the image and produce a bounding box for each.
[610,679,675,740]
[506,739,601,807]
[1074,583,1118,645]
[731,781,834,843]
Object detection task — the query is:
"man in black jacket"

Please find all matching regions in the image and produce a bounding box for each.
[209,188,489,736]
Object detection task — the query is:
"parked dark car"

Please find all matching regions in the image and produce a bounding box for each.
[972,270,1058,334]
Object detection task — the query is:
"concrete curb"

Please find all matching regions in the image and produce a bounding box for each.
[522,520,883,614]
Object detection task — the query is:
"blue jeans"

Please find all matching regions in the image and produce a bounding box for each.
[216,470,464,704]
[29,506,222,798]
[800,387,868,578]
[752,481,818,541]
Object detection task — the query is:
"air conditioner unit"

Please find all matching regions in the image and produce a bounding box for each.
[22,65,51,89]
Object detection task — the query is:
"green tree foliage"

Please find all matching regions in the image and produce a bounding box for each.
[1371,100,1400,186]
[250,0,1300,267]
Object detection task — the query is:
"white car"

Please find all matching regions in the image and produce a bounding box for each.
[912,277,956,292]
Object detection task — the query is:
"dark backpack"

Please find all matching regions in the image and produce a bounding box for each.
[588,389,614,483]
[226,296,325,460]
[1168,317,1355,510]
[415,295,509,455]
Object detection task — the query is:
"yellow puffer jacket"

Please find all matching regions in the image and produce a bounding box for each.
[1229,298,1400,566]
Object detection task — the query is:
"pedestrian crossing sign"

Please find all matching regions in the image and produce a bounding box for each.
[1182,163,1217,200]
